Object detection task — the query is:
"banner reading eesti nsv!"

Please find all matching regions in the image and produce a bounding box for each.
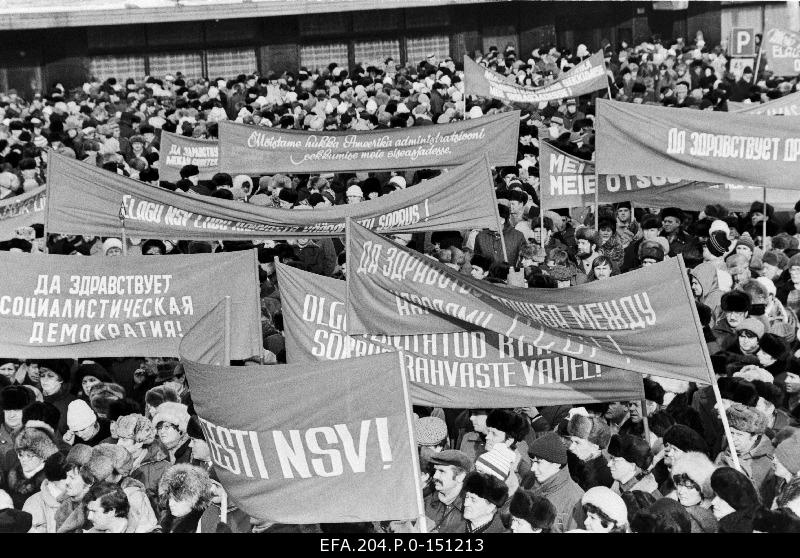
[346,220,714,385]
[182,349,421,524]
[158,131,218,183]
[0,250,262,359]
[45,153,502,240]
[595,98,800,189]
[538,140,799,212]
[217,111,520,174]
[764,28,800,77]
[463,52,608,103]
[0,186,46,240]
[277,263,644,408]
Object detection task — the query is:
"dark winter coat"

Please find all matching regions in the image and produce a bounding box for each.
[567,452,613,491]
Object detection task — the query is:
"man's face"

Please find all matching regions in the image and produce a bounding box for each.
[470,266,488,280]
[757,349,777,368]
[485,427,509,452]
[738,330,759,353]
[643,227,659,241]
[736,245,753,260]
[761,263,781,281]
[675,85,689,100]
[463,492,495,522]
[662,216,681,233]
[509,200,524,216]
[87,498,116,531]
[169,496,194,518]
[532,227,550,245]
[605,402,627,422]
[26,363,39,383]
[730,427,756,454]
[627,400,643,423]
[530,457,561,483]
[725,311,747,329]
[3,409,22,429]
[577,239,593,257]
[73,422,97,441]
[432,465,463,495]
[663,442,684,469]
[157,421,182,448]
[65,468,88,498]
[347,195,363,204]
[616,208,630,222]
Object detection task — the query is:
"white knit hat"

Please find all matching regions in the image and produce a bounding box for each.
[474,445,515,480]
[67,399,97,432]
[152,402,190,432]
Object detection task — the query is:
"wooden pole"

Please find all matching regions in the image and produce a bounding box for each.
[641,399,651,443]
[118,202,128,256]
[762,187,768,249]
[223,295,231,366]
[396,351,428,533]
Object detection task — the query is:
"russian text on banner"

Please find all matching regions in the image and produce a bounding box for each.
[216,111,519,174]
[158,131,219,183]
[538,140,798,211]
[731,91,800,115]
[0,250,262,359]
[764,28,800,77]
[595,98,800,189]
[277,263,644,408]
[0,186,46,240]
[464,52,608,103]
[345,220,713,385]
[182,347,421,523]
[45,153,501,239]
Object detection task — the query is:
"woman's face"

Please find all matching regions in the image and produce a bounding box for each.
[599,227,613,243]
[82,375,101,397]
[594,263,612,280]
[0,362,16,381]
[39,369,63,395]
[608,456,637,482]
[17,450,43,472]
[736,245,753,260]
[169,495,196,518]
[738,331,759,353]
[676,483,702,507]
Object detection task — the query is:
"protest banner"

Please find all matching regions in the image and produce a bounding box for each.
[463,52,608,103]
[277,263,644,408]
[764,28,800,76]
[178,297,230,366]
[216,111,519,174]
[158,131,219,183]
[731,91,800,115]
[45,153,502,239]
[0,250,262,359]
[538,140,798,211]
[182,349,423,524]
[595,98,800,189]
[0,186,46,240]
[345,220,714,385]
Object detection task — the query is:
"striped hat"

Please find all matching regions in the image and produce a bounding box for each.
[475,444,516,481]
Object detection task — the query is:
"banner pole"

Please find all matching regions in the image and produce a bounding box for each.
[118,202,128,256]
[223,295,231,366]
[593,177,600,229]
[762,187,767,249]
[396,351,427,533]
[752,40,763,84]
[641,399,651,443]
[676,255,742,471]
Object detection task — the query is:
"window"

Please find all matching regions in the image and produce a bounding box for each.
[148,52,203,80]
[206,48,257,79]
[354,40,400,67]
[405,35,450,66]
[89,55,146,82]
[300,43,348,73]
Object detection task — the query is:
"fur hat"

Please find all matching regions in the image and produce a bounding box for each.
[89,382,125,418]
[660,207,684,222]
[486,409,530,442]
[509,489,556,531]
[463,471,508,508]
[608,434,652,470]
[567,414,611,449]
[582,486,629,526]
[0,507,33,533]
[0,385,32,410]
[574,226,598,244]
[415,415,447,447]
[775,435,800,475]
[84,452,115,482]
[671,451,717,499]
[92,443,133,478]
[726,402,768,434]
[158,464,211,504]
[631,498,692,533]
[36,359,71,383]
[66,444,93,467]
[721,290,751,313]
[527,432,567,465]
[475,444,516,481]
[759,333,787,361]
[762,250,789,271]
[662,424,708,455]
[710,467,760,511]
[111,413,156,445]
[152,402,190,432]
[639,240,665,262]
[144,385,180,410]
[642,378,665,405]
[14,427,59,461]
[753,507,800,533]
[650,376,690,395]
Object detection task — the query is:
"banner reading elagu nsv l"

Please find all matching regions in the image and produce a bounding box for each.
[595,99,800,189]
[764,28,800,77]
[158,131,218,183]
[45,153,501,239]
[464,52,608,103]
[182,349,420,524]
[0,250,262,359]
[217,111,519,174]
[277,263,644,408]
[346,220,713,384]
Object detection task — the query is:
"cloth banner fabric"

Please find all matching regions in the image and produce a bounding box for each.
[158,131,219,183]
[538,141,799,211]
[277,263,644,408]
[0,187,46,240]
[45,153,502,239]
[216,111,520,174]
[345,220,713,384]
[182,350,421,523]
[0,250,262,359]
[731,91,800,115]
[463,52,608,103]
[595,98,800,189]
[764,28,800,77]
[178,297,227,365]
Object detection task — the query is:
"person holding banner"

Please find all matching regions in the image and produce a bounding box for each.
[424,450,472,533]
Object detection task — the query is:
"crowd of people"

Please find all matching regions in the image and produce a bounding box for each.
[1,29,800,533]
